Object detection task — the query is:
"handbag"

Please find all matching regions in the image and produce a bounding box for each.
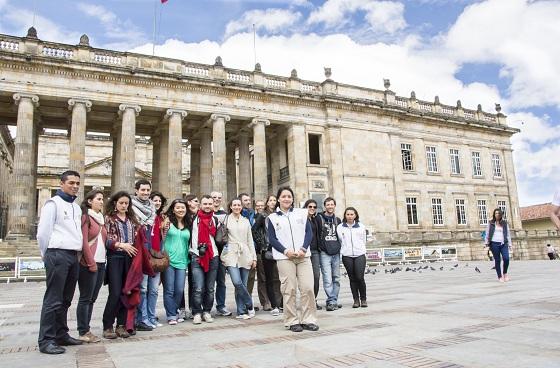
[214,215,229,248]
[149,248,170,273]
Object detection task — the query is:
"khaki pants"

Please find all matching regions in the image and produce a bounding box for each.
[276,257,317,327]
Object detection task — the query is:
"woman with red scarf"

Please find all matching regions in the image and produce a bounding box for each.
[188,195,220,325]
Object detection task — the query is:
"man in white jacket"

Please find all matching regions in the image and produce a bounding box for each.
[36,170,83,354]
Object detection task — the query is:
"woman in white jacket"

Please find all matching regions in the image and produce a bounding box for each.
[221,198,257,319]
[336,207,368,308]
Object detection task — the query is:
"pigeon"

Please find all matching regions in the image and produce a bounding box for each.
[475,267,481,273]
[406,267,411,272]
[430,267,436,271]
[465,263,469,267]
[440,266,444,271]
[385,269,389,274]
[365,268,371,274]
[453,264,459,268]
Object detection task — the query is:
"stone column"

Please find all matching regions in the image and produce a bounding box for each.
[115,104,140,192]
[199,128,212,195]
[111,123,122,192]
[164,109,187,199]
[325,124,345,210]
[250,118,270,202]
[30,124,39,222]
[226,141,237,202]
[68,98,92,201]
[210,114,230,197]
[8,93,39,238]
[270,138,280,194]
[287,123,308,206]
[151,132,161,191]
[238,131,251,195]
[37,188,52,217]
[189,139,201,196]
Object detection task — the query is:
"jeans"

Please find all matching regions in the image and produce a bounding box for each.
[490,242,510,278]
[215,262,227,310]
[76,263,105,336]
[136,273,161,325]
[310,250,321,299]
[342,255,367,302]
[102,255,132,330]
[191,255,219,315]
[163,266,186,320]
[319,252,341,305]
[227,266,253,315]
[38,249,79,348]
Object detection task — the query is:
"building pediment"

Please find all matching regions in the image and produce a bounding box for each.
[85,156,151,179]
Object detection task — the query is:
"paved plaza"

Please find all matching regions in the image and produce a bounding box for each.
[0,260,559,368]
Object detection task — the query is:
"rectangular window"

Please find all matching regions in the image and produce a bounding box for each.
[406,197,418,225]
[449,149,461,174]
[308,134,321,165]
[477,199,488,225]
[431,198,444,225]
[472,151,482,177]
[455,199,467,225]
[492,154,502,178]
[426,146,438,173]
[401,143,413,171]
[497,200,507,220]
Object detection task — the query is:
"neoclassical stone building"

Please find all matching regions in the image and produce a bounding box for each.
[0,28,530,259]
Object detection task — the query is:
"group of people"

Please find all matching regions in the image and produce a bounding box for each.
[35,170,370,354]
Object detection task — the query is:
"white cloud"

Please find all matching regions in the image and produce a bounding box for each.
[308,0,407,34]
[225,8,302,37]
[444,0,560,110]
[76,2,146,49]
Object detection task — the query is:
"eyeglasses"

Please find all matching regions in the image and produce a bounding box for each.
[307,205,316,209]
[212,197,222,200]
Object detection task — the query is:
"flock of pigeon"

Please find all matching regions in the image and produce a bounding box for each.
[343,263,483,277]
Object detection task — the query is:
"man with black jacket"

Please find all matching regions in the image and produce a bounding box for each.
[304,199,323,310]
[317,197,342,311]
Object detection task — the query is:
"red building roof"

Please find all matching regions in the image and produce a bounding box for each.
[520,203,553,221]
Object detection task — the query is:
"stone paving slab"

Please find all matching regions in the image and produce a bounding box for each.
[0,260,559,368]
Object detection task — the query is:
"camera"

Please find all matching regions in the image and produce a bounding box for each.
[198,243,208,256]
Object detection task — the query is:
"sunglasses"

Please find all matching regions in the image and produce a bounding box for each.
[307,205,317,209]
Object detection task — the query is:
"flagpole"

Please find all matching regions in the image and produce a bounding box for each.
[253,24,257,66]
[152,0,158,56]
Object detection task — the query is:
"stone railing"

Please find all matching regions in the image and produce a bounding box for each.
[94,53,122,65]
[0,31,508,126]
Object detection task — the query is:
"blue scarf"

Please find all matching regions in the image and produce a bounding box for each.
[56,189,77,203]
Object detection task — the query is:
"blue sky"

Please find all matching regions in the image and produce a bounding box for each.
[0,0,559,206]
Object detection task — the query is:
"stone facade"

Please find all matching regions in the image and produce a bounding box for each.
[0,126,14,238]
[0,29,525,258]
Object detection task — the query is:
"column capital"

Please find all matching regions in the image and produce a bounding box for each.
[118,104,141,117]
[13,93,39,107]
[165,108,188,120]
[210,113,231,122]
[249,117,270,128]
[68,98,92,112]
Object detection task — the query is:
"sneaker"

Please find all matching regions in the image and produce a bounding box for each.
[151,320,163,327]
[177,317,185,323]
[135,322,153,331]
[360,300,368,308]
[178,308,187,320]
[326,304,336,312]
[248,308,256,318]
[216,307,232,316]
[193,314,202,324]
[504,274,510,282]
[115,325,130,338]
[352,300,360,308]
[236,314,250,320]
[498,277,505,283]
[145,321,157,329]
[202,312,214,323]
[168,320,177,325]
[289,324,303,332]
[79,331,100,343]
[271,308,280,316]
[102,328,117,340]
[301,323,320,331]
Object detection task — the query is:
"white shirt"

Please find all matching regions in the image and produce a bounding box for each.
[94,235,106,263]
[553,189,560,206]
[491,225,504,243]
